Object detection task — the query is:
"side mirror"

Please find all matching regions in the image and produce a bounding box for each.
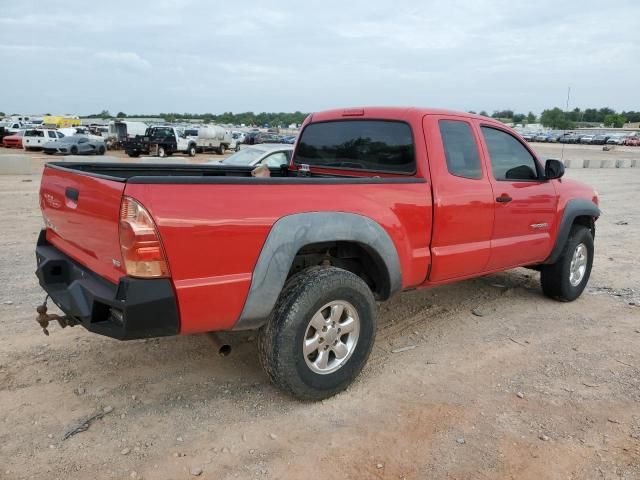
[545,159,565,180]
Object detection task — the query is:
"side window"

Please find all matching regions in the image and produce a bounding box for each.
[481,127,539,181]
[262,151,287,167]
[439,120,482,179]
[48,131,57,138]
[57,132,64,138]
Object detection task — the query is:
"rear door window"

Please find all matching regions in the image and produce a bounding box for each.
[295,120,415,173]
[439,120,482,179]
[48,131,57,138]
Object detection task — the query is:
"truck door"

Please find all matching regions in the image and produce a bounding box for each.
[423,115,495,282]
[477,124,557,270]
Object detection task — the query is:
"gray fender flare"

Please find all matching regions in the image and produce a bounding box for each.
[544,198,600,264]
[234,212,402,330]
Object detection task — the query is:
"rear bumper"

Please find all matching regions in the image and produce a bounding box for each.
[35,230,180,340]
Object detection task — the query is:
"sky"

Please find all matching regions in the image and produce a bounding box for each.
[0,0,638,116]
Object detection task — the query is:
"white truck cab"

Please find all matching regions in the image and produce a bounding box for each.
[23,129,64,150]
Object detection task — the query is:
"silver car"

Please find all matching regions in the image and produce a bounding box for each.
[42,135,106,155]
[214,144,293,167]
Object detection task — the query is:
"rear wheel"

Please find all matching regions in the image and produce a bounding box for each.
[541,225,594,301]
[188,145,197,157]
[98,145,106,155]
[158,146,166,158]
[258,267,376,401]
[127,151,140,158]
[218,144,226,155]
[70,146,78,155]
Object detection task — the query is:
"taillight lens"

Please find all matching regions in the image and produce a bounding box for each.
[119,197,170,278]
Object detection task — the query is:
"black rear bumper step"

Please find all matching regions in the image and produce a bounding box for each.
[35,230,179,340]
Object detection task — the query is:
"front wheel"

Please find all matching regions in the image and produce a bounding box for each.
[158,146,166,158]
[218,144,226,155]
[188,145,196,157]
[98,145,106,155]
[70,146,78,155]
[258,267,376,401]
[540,225,594,301]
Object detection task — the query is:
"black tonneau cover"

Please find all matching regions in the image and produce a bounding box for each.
[44,162,425,185]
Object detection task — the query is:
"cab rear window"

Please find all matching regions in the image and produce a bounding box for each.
[295,120,415,174]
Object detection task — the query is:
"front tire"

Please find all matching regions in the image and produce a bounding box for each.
[258,267,376,401]
[158,146,166,158]
[70,146,78,155]
[541,225,594,301]
[98,145,106,155]
[188,145,197,157]
[218,144,226,155]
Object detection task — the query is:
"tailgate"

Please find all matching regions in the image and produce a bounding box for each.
[40,165,126,284]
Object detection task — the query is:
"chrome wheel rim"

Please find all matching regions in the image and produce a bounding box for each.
[303,300,360,375]
[569,243,588,287]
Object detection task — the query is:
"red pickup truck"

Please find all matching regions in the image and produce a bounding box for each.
[35,107,600,400]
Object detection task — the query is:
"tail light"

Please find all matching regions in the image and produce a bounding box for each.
[119,197,170,278]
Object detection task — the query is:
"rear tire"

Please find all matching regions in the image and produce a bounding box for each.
[158,146,166,158]
[188,145,196,157]
[218,144,226,155]
[540,225,593,301]
[70,146,78,155]
[98,145,106,155]
[258,267,376,401]
[127,151,140,158]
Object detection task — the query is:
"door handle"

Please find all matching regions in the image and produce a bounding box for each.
[496,194,512,203]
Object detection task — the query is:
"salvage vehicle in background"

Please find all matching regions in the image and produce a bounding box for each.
[23,129,64,150]
[195,125,234,154]
[624,136,640,146]
[579,134,595,144]
[107,120,148,150]
[124,125,197,158]
[216,144,293,167]
[2,130,25,148]
[34,107,600,400]
[592,134,610,145]
[42,135,106,155]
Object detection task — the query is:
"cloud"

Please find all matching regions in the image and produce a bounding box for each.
[0,0,638,114]
[93,51,151,71]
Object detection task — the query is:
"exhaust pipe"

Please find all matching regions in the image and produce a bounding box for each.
[207,332,232,357]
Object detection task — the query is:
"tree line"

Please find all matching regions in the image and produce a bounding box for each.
[468,107,639,130]
[84,110,310,127]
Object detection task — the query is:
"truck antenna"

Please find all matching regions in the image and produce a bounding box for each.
[561,86,571,163]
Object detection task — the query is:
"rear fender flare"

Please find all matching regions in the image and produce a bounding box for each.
[544,198,600,264]
[234,212,402,330]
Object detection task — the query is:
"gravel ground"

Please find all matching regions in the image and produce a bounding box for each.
[0,147,639,480]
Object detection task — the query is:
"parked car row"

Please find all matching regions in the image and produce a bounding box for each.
[244,130,297,145]
[521,130,640,146]
[1,126,106,155]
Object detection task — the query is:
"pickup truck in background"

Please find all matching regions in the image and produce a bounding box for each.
[124,125,197,158]
[35,107,600,400]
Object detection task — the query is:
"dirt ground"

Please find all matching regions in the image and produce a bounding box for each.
[0,144,639,480]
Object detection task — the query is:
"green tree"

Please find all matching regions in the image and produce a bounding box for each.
[479,110,489,117]
[603,114,627,128]
[116,111,127,118]
[526,112,536,124]
[513,113,525,124]
[0,111,5,117]
[99,109,111,119]
[540,107,573,129]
